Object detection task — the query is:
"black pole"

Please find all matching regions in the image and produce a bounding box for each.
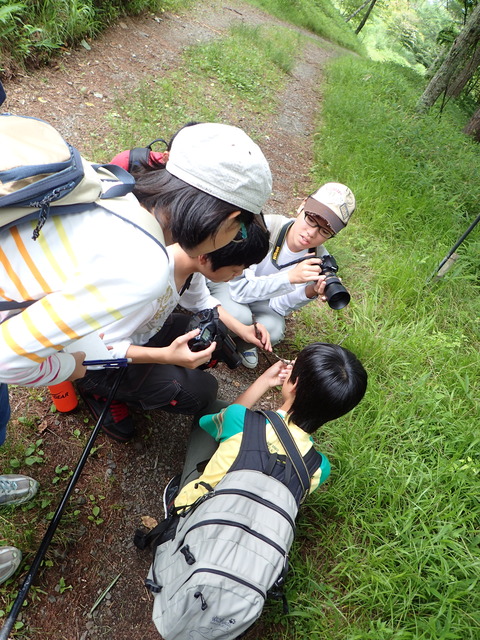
[429,212,480,281]
[0,368,126,640]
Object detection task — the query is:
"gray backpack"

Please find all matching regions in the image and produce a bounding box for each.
[136,410,322,640]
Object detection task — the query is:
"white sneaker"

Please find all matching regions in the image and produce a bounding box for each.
[0,546,22,585]
[0,474,39,506]
[239,347,258,369]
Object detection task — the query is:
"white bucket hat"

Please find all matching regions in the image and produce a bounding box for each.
[166,123,272,215]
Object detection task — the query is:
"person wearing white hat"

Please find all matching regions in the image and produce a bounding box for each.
[1,121,272,436]
[208,182,356,368]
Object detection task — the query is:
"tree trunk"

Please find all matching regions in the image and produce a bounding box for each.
[463,104,480,141]
[345,0,371,23]
[416,4,480,112]
[446,44,480,97]
[355,0,378,35]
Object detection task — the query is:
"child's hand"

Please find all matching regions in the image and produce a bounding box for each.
[260,360,292,388]
[288,257,322,284]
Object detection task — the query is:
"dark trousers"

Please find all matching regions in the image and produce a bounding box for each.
[0,383,10,446]
[77,314,218,417]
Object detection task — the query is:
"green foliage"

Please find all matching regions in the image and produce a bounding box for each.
[283,54,480,639]
[0,0,190,72]
[336,0,455,71]
[246,0,366,54]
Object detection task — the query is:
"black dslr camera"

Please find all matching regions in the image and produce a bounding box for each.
[187,308,241,370]
[320,254,350,310]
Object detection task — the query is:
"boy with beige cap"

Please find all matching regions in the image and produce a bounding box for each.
[208,182,356,368]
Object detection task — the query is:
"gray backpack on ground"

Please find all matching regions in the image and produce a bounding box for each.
[136,409,322,640]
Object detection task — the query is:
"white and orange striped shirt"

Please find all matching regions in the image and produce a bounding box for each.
[0,202,168,386]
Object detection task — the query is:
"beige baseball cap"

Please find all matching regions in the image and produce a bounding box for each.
[304,182,356,234]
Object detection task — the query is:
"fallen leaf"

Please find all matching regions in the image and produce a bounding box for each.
[37,97,47,103]
[85,102,94,107]
[37,419,49,433]
[141,515,158,530]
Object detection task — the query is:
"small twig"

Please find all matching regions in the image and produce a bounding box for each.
[89,573,121,615]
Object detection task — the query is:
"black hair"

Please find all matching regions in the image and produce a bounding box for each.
[206,219,270,271]
[133,168,254,251]
[287,343,367,433]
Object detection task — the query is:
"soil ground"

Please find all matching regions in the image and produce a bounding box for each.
[1,2,342,638]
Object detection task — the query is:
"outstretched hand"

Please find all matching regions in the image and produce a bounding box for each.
[260,360,293,388]
[239,322,272,352]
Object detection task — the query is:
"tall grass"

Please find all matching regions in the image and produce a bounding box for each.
[0,0,191,72]
[283,56,480,639]
[246,0,366,54]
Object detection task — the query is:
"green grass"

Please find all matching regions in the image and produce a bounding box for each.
[246,0,366,55]
[280,56,480,639]
[0,0,192,71]
[100,23,299,158]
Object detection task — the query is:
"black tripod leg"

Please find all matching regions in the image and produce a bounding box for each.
[0,367,126,640]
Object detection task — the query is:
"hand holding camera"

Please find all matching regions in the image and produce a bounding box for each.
[288,257,323,284]
[290,254,350,309]
[167,330,217,369]
[186,308,241,370]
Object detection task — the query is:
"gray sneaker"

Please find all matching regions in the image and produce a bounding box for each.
[239,347,258,369]
[0,546,22,585]
[0,474,39,506]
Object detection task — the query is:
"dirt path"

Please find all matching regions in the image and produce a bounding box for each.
[2,2,340,638]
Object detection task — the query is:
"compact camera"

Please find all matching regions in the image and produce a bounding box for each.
[187,308,241,370]
[320,254,350,310]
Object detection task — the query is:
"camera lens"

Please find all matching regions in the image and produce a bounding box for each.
[324,276,350,310]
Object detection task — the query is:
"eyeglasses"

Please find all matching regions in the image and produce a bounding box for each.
[232,221,248,243]
[304,212,335,238]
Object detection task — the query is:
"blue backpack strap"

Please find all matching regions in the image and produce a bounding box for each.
[0,299,34,311]
[260,410,311,499]
[92,164,135,198]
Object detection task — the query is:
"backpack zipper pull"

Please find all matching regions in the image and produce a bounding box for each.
[31,183,75,240]
[180,544,196,565]
[31,202,50,240]
[194,591,208,610]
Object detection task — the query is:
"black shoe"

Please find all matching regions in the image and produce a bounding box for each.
[78,389,135,442]
[163,474,181,517]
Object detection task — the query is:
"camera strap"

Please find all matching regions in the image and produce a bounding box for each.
[270,220,316,269]
[179,273,193,296]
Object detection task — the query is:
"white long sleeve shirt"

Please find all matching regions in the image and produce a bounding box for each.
[0,199,168,385]
[228,214,328,317]
[99,245,221,358]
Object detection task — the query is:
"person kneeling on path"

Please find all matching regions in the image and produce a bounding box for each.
[165,342,368,512]
[0,122,271,391]
[209,183,355,369]
[76,222,272,442]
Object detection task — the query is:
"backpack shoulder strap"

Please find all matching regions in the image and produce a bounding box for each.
[260,410,311,498]
[127,138,168,173]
